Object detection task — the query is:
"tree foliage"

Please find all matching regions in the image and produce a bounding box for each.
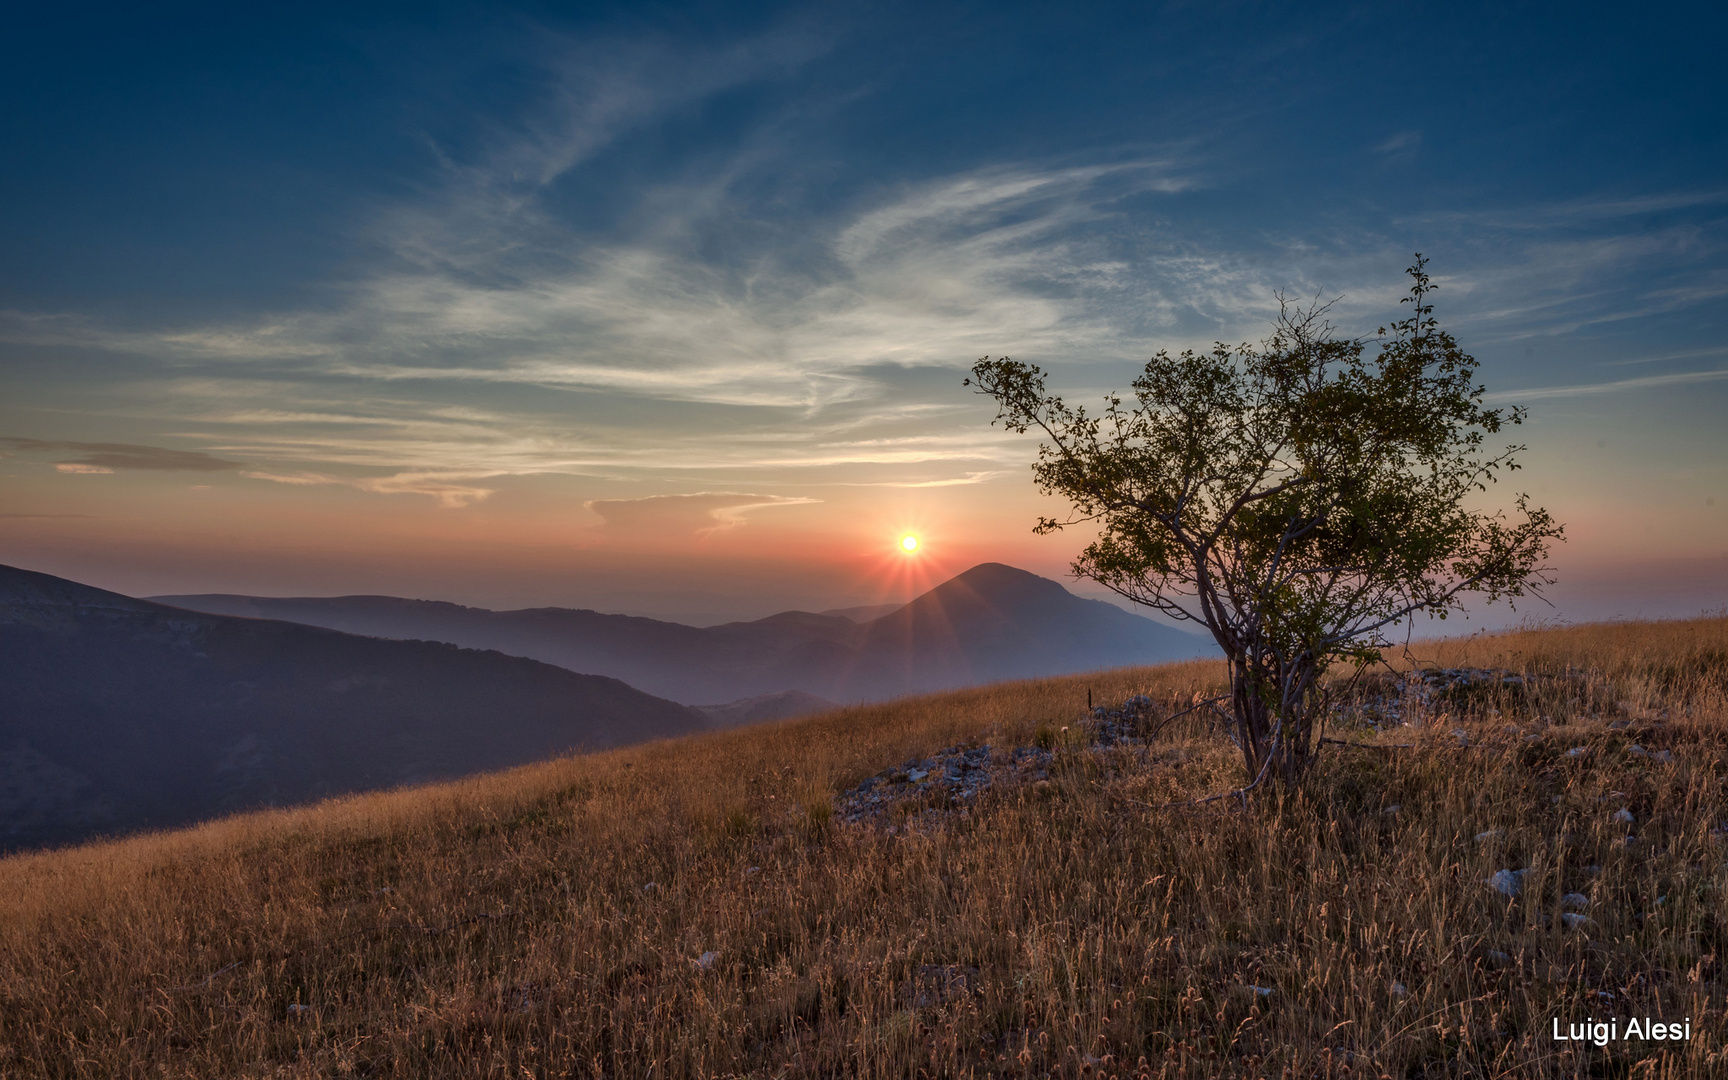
[967,257,1563,788]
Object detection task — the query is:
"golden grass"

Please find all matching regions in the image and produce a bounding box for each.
[2,619,1725,1078]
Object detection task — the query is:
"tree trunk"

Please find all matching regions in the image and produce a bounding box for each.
[1229,660,1273,782]
[1229,656,1317,789]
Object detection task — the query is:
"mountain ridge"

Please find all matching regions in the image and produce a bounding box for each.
[0,563,707,851]
[156,562,1214,705]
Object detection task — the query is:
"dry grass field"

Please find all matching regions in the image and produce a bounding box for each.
[2,617,1726,1078]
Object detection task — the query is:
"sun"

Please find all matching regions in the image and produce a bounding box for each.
[899,534,920,553]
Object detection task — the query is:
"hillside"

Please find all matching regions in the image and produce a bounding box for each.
[694,690,841,730]
[0,564,705,851]
[1,617,1723,1076]
[155,562,1213,704]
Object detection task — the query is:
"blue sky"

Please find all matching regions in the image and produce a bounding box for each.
[1,1,1724,623]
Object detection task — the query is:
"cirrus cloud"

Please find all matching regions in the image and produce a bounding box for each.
[583,492,820,538]
[2,437,240,472]
[240,469,498,508]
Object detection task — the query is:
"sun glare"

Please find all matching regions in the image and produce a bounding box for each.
[900,534,920,553]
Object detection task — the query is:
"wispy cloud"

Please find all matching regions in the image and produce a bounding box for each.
[382,18,834,277]
[1487,366,1728,402]
[238,470,339,486]
[1373,130,1422,156]
[584,492,820,537]
[3,19,1724,504]
[1415,189,1728,231]
[835,470,1013,488]
[1598,345,1728,369]
[1380,228,1727,346]
[319,159,1202,410]
[0,155,1208,486]
[0,437,240,472]
[240,469,500,508]
[13,161,1721,491]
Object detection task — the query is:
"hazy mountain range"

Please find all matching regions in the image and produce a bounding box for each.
[1,560,1210,852]
[158,563,1211,705]
[0,564,705,851]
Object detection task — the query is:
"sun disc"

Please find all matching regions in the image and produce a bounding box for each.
[900,534,919,553]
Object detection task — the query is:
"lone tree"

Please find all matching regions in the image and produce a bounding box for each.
[967,257,1562,789]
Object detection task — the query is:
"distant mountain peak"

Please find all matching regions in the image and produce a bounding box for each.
[958,561,1036,577]
[151,561,1212,707]
[941,561,1069,594]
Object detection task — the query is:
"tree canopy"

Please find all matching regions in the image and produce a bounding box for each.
[967,257,1563,788]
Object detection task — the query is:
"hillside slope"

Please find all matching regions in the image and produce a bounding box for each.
[1,618,1723,1077]
[157,563,1212,704]
[0,564,705,851]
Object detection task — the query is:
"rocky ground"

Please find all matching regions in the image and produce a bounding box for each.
[1345,665,1564,730]
[832,693,1169,829]
[836,668,1691,832]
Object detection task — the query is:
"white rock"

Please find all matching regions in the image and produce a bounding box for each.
[1566,747,1588,758]
[1560,913,1596,931]
[1488,868,1530,897]
[287,1003,311,1015]
[1612,808,1635,824]
[696,950,720,970]
[907,769,928,782]
[1627,745,1648,757]
[1475,829,1504,844]
[1249,985,1273,997]
[1391,981,1409,997]
[1654,750,1675,764]
[1561,893,1590,910]
[1486,950,1512,966]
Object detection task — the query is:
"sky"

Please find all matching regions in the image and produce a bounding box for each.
[1,0,1724,626]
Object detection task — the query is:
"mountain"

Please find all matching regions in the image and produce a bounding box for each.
[0,564,706,852]
[837,562,1210,698]
[156,563,1214,705]
[820,602,906,622]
